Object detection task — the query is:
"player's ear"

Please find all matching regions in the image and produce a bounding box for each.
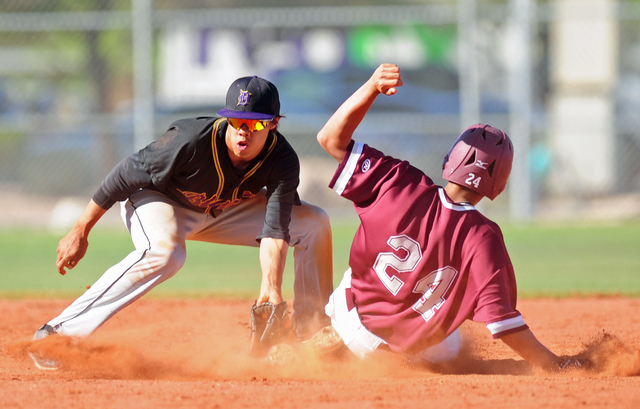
[269,117,280,129]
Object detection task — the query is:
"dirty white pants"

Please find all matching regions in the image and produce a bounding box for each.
[325,268,460,363]
[48,189,333,339]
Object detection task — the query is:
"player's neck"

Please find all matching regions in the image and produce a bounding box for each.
[443,183,483,206]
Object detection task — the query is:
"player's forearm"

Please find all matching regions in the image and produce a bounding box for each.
[72,199,108,238]
[500,329,561,371]
[317,78,380,162]
[258,237,288,303]
[318,64,402,162]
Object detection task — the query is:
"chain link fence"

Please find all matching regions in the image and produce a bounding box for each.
[1,0,639,229]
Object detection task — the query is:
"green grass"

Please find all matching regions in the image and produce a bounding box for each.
[502,222,640,297]
[0,224,357,300]
[0,221,638,299]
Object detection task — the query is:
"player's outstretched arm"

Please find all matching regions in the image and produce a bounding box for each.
[256,237,287,305]
[500,328,562,371]
[55,199,107,275]
[317,63,403,162]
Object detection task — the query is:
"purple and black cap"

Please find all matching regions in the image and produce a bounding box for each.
[216,76,280,120]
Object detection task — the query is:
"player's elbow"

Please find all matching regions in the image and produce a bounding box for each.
[316,129,344,162]
[316,128,330,151]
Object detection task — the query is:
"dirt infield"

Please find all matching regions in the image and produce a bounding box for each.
[2,297,640,409]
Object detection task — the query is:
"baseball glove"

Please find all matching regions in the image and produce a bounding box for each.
[249,301,291,356]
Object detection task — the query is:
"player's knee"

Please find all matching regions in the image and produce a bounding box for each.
[298,203,331,233]
[149,241,186,273]
[417,329,461,364]
[289,203,332,250]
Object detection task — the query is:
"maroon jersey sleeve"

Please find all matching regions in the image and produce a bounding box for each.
[466,223,528,338]
[329,141,434,207]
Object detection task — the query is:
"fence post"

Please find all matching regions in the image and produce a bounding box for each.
[508,0,534,221]
[132,0,155,150]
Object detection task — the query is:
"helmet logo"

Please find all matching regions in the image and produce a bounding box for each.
[474,160,489,170]
[464,173,482,189]
[237,89,251,106]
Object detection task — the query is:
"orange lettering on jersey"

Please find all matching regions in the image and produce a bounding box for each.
[178,189,257,213]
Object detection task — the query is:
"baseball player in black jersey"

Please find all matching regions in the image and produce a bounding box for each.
[28,76,334,370]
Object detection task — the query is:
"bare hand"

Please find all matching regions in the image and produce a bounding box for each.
[55,228,89,275]
[256,286,284,306]
[370,63,403,96]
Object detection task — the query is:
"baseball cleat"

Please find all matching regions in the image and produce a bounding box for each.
[27,324,60,371]
[301,325,347,357]
[262,325,347,365]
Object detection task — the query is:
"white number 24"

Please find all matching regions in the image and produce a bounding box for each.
[465,173,482,188]
[373,235,458,323]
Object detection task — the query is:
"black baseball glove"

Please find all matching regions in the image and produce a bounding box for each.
[249,301,291,356]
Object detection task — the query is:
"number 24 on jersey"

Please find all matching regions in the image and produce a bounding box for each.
[373,235,458,323]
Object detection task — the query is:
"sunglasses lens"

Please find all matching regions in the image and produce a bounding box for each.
[227,118,269,132]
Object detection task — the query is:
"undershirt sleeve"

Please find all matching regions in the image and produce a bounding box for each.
[256,137,301,244]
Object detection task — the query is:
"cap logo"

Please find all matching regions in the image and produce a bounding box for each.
[237,89,251,107]
[474,160,488,170]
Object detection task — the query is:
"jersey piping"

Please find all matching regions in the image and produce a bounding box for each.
[437,188,476,211]
[210,118,226,198]
[209,118,279,208]
[333,141,363,195]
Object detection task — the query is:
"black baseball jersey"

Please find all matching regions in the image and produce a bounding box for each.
[92,117,301,242]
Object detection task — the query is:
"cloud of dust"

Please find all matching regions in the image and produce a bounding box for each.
[578,331,640,377]
[19,328,639,379]
[19,329,426,381]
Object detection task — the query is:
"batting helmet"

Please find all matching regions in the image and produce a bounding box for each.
[442,124,514,200]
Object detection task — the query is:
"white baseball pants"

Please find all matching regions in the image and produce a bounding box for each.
[47,189,333,339]
[325,268,461,363]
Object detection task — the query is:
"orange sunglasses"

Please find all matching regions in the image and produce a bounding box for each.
[227,118,272,132]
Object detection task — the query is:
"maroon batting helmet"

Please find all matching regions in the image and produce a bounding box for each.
[442,124,514,200]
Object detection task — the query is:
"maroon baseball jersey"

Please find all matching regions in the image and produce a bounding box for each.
[329,141,527,354]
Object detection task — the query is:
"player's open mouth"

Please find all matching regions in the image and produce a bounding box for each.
[237,141,248,151]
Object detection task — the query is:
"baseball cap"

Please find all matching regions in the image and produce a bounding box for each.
[216,76,280,120]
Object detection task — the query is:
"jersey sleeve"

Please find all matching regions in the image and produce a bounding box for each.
[92,119,196,210]
[469,225,528,338]
[256,133,301,244]
[92,153,153,210]
[137,119,195,190]
[329,141,430,209]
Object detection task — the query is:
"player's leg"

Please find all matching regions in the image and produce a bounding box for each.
[287,200,333,339]
[326,268,462,363]
[44,190,203,337]
[415,329,461,364]
[324,268,386,358]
